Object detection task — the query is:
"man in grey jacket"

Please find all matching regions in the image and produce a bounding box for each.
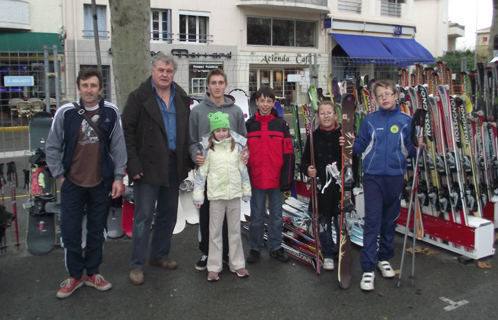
[122,53,192,285]
[188,68,247,271]
[46,67,127,298]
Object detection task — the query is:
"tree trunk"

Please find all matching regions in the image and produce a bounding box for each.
[488,0,498,61]
[109,0,150,111]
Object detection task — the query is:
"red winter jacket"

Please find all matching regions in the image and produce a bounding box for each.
[246,108,295,190]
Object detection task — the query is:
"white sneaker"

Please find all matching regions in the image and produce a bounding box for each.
[377,260,395,278]
[360,272,375,291]
[323,258,335,271]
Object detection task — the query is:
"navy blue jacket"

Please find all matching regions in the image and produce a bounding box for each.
[353,104,417,176]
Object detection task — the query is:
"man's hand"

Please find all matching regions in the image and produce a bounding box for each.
[195,204,201,209]
[111,180,123,199]
[58,178,65,186]
[241,147,249,165]
[133,172,143,180]
[196,150,205,166]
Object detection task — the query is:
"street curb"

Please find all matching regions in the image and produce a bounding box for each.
[0,126,29,132]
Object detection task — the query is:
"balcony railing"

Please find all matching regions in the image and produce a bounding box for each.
[0,0,30,29]
[381,1,401,18]
[239,0,327,5]
[338,0,362,14]
[82,30,110,40]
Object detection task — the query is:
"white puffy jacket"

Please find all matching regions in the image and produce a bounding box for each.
[192,131,251,204]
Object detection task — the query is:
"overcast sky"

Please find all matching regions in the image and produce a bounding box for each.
[449,0,493,50]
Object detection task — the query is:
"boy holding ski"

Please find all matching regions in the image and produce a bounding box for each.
[301,101,342,271]
[353,79,423,291]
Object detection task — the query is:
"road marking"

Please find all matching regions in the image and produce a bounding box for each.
[439,297,469,311]
[0,150,32,159]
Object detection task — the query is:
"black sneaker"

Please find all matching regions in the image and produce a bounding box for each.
[195,254,208,271]
[246,250,260,263]
[270,248,290,262]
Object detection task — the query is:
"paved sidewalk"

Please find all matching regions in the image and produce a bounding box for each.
[0,190,496,320]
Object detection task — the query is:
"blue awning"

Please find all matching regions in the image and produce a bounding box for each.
[376,36,435,66]
[331,33,435,66]
[332,33,395,65]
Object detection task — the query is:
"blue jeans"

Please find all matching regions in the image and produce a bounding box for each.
[130,158,179,270]
[319,215,339,259]
[248,188,283,252]
[60,178,112,279]
[360,174,404,272]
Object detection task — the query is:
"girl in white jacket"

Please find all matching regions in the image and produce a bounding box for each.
[193,111,251,282]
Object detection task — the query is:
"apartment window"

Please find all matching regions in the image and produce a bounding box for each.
[247,17,316,48]
[83,4,107,39]
[381,0,402,18]
[151,9,172,43]
[179,11,210,43]
[189,63,223,94]
[338,0,362,14]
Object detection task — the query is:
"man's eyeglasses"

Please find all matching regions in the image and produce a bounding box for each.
[376,92,395,100]
[319,112,336,117]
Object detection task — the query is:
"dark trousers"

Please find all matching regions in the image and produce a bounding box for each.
[199,187,228,259]
[60,178,112,279]
[130,157,179,269]
[360,174,404,272]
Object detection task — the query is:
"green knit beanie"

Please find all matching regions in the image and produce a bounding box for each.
[207,111,230,132]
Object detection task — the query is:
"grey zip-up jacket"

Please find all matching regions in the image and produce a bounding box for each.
[188,93,247,165]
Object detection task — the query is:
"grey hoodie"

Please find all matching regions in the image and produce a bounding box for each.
[188,93,247,165]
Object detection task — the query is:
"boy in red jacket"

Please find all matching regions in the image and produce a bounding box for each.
[245,87,295,263]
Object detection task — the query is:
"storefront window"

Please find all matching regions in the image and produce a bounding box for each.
[247,17,271,46]
[189,62,223,95]
[247,17,316,48]
[272,19,294,47]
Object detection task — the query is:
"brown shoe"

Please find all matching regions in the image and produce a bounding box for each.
[149,258,178,269]
[129,269,144,285]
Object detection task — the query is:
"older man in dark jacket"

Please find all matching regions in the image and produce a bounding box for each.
[122,52,192,285]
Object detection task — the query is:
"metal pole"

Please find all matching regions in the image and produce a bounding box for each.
[53,45,61,112]
[314,54,318,88]
[308,53,313,85]
[44,46,50,112]
[91,0,103,74]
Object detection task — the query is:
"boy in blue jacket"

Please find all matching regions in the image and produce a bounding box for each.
[353,79,423,291]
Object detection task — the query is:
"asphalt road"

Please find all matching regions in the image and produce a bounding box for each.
[0,188,496,320]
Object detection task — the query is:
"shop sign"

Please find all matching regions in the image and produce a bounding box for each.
[260,53,311,65]
[191,64,223,72]
[4,76,34,86]
[171,49,232,59]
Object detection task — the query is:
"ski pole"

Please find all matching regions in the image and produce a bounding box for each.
[7,162,20,250]
[398,126,424,287]
[0,163,5,206]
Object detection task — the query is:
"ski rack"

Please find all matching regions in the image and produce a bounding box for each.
[342,186,495,260]
[395,201,495,260]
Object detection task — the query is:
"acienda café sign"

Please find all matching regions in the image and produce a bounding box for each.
[260,53,311,65]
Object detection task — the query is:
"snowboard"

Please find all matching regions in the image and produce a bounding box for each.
[338,93,356,290]
[29,111,52,150]
[26,112,57,255]
[274,101,284,117]
[122,183,134,238]
[173,197,186,234]
[107,199,124,239]
[179,170,199,225]
[229,89,251,120]
[249,92,258,117]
